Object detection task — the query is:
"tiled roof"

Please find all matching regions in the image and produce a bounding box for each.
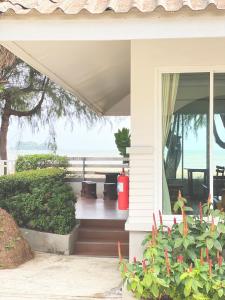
[0,0,224,14]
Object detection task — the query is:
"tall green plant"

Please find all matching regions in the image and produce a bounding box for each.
[120,195,225,299]
[114,128,130,158]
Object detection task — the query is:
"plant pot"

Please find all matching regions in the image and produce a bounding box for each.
[20,224,79,255]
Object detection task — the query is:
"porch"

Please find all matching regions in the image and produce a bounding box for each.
[1,6,225,261]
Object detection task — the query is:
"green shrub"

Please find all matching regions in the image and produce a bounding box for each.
[16,154,69,172]
[0,168,66,198]
[0,168,76,234]
[120,196,225,300]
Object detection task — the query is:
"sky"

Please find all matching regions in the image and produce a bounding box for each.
[8,116,130,158]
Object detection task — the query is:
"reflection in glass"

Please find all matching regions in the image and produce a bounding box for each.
[162,73,210,214]
[213,74,225,210]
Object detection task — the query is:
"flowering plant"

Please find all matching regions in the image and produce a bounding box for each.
[119,194,225,299]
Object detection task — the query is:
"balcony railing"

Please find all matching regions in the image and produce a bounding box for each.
[0,160,16,176]
[67,156,129,181]
[0,156,129,180]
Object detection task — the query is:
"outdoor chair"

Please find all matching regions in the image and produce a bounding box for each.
[103,183,117,201]
[81,181,97,199]
[216,165,225,176]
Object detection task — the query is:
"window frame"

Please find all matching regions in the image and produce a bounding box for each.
[156,66,225,221]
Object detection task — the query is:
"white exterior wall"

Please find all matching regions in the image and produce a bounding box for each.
[128,38,225,259]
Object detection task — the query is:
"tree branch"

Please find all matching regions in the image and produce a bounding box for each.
[9,77,49,117]
[214,117,225,149]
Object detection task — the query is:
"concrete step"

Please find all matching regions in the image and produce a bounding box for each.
[78,227,129,242]
[80,219,126,230]
[74,240,129,257]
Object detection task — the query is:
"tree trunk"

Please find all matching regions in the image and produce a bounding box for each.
[0,111,10,160]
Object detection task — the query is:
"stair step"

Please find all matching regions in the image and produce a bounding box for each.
[75,219,129,257]
[74,241,129,257]
[79,219,125,230]
[78,227,129,242]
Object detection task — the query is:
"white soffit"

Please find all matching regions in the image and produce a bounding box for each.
[4,41,130,116]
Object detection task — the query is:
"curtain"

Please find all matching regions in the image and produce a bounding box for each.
[162,73,180,214]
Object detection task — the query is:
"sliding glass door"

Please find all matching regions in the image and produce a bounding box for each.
[162,72,225,214]
[213,74,225,209]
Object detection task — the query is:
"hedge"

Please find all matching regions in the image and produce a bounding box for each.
[0,168,66,198]
[16,154,69,172]
[0,168,76,234]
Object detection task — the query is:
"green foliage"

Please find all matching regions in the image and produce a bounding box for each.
[0,168,76,234]
[15,154,69,172]
[114,128,130,157]
[120,198,225,300]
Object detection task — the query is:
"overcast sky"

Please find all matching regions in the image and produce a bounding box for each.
[8,116,130,157]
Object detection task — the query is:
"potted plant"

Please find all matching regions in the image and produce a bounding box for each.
[0,167,78,255]
[114,128,130,163]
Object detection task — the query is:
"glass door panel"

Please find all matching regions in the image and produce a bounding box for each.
[162,73,210,214]
[213,74,225,209]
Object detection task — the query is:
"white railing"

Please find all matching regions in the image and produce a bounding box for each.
[67,156,129,181]
[0,156,129,180]
[0,160,16,175]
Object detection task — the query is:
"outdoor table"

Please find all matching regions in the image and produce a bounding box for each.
[185,168,209,198]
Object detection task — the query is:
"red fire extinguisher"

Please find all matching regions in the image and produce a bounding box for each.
[118,168,129,210]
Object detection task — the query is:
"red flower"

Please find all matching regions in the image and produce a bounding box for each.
[183,212,189,237]
[200,248,204,265]
[218,256,223,267]
[159,210,163,225]
[209,259,213,276]
[173,217,177,225]
[217,251,220,260]
[118,241,123,262]
[153,213,157,230]
[206,248,209,262]
[210,217,215,233]
[208,194,212,206]
[164,249,171,275]
[151,225,156,245]
[217,251,223,267]
[133,257,137,264]
[142,259,147,272]
[177,255,184,263]
[178,190,182,199]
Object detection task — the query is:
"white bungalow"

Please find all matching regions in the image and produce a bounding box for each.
[1,0,225,260]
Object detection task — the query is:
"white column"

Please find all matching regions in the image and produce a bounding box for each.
[125,40,158,259]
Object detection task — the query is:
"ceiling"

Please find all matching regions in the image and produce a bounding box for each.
[3,41,130,116]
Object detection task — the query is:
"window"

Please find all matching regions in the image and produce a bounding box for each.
[162,72,225,214]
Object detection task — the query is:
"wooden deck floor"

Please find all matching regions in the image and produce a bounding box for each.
[76,197,128,220]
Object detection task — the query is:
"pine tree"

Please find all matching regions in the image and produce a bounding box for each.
[0,46,98,159]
